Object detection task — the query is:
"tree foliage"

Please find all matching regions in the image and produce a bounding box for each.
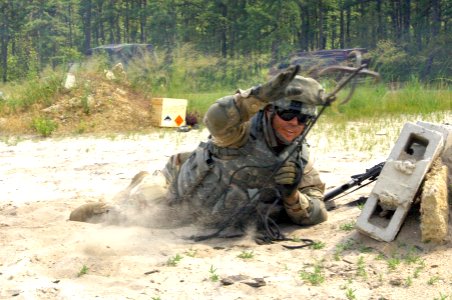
[0,0,450,83]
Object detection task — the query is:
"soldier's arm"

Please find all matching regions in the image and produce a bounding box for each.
[203,65,301,148]
[283,159,328,225]
[203,92,266,148]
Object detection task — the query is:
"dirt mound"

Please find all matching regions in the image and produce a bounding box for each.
[1,72,154,136]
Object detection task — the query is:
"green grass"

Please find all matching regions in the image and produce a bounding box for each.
[32,117,58,137]
[209,265,219,282]
[310,241,326,250]
[77,265,89,277]
[166,254,183,266]
[0,69,64,114]
[324,79,451,121]
[237,250,254,259]
[299,262,325,285]
[340,222,356,231]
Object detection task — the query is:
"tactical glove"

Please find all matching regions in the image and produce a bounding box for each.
[275,161,298,186]
[250,65,302,102]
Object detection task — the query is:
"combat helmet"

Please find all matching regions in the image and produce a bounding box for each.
[272,75,325,117]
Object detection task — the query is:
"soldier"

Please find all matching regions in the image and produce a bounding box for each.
[70,65,328,241]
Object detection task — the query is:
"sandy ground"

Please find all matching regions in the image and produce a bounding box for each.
[1,125,451,300]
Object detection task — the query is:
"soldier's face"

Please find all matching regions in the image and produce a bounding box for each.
[271,111,306,142]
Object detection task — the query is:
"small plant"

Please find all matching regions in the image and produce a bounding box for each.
[404,276,413,287]
[375,253,386,260]
[166,254,183,266]
[413,260,426,278]
[310,241,326,250]
[387,256,401,271]
[403,248,421,264]
[237,250,254,259]
[77,265,89,277]
[345,288,357,300]
[334,239,355,261]
[209,265,219,282]
[358,245,373,253]
[151,297,161,300]
[340,222,355,231]
[299,263,325,285]
[356,256,367,278]
[433,292,450,300]
[184,248,198,257]
[32,117,58,137]
[427,275,440,285]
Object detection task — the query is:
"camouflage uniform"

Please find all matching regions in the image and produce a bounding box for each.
[162,75,328,230]
[70,67,328,232]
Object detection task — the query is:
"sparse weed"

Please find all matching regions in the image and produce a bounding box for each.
[166,254,183,266]
[334,239,355,260]
[413,260,426,278]
[237,250,254,259]
[310,241,326,250]
[77,265,89,277]
[387,256,401,271]
[209,265,219,282]
[356,256,367,278]
[427,275,440,285]
[299,262,325,285]
[345,288,357,300]
[403,247,421,264]
[184,248,198,257]
[405,276,413,287]
[358,245,373,253]
[375,253,386,260]
[340,222,355,231]
[433,292,451,300]
[32,117,58,137]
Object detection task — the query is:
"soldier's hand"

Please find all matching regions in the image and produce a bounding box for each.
[275,161,298,186]
[251,65,302,102]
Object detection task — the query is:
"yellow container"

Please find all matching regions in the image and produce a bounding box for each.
[150,98,187,127]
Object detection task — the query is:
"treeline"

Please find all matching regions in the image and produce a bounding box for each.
[0,0,450,83]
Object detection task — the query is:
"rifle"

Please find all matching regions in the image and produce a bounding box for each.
[324,162,385,202]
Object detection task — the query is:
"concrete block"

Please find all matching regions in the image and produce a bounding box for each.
[356,122,444,242]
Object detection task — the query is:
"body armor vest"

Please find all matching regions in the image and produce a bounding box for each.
[170,112,309,227]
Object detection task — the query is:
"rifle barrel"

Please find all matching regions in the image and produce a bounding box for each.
[324,179,359,202]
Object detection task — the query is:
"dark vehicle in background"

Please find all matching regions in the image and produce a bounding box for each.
[270,48,370,78]
[86,43,155,66]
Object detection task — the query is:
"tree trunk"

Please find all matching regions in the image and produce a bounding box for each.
[140,0,147,43]
[220,2,227,58]
[318,0,324,49]
[82,0,92,52]
[402,0,411,42]
[376,0,383,40]
[331,15,337,49]
[1,27,8,83]
[431,0,440,37]
[339,3,345,49]
[67,1,73,47]
[124,0,130,43]
[345,5,351,47]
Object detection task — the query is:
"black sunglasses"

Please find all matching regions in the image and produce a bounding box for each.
[276,109,313,124]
